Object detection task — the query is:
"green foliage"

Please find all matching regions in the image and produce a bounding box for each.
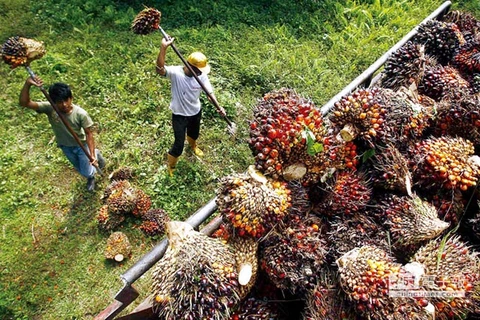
[0,0,477,318]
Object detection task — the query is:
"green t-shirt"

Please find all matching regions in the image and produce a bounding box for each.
[36,102,94,146]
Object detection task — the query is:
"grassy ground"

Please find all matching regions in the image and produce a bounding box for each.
[1,0,479,318]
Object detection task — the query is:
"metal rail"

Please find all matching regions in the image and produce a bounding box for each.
[95,1,452,318]
[320,0,452,115]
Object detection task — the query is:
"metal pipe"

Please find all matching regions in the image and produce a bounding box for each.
[320,0,452,115]
[120,197,218,285]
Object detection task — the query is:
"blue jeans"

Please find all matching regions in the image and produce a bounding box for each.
[59,145,98,179]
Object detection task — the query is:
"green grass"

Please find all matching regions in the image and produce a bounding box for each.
[0,0,478,318]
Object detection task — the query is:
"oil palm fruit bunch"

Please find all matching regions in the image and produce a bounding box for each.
[131,7,160,35]
[418,64,471,101]
[379,87,434,151]
[229,237,259,300]
[104,231,132,262]
[151,221,241,320]
[411,236,480,319]
[453,46,480,76]
[108,167,134,182]
[303,271,355,320]
[96,204,125,231]
[315,170,372,216]
[411,136,480,191]
[131,188,151,217]
[433,92,480,145]
[259,213,327,295]
[102,179,131,201]
[328,87,387,146]
[248,88,327,184]
[371,193,449,260]
[412,20,465,65]
[327,213,389,262]
[380,41,426,91]
[337,246,430,319]
[216,166,292,238]
[139,208,170,237]
[105,180,137,215]
[1,36,45,69]
[368,144,413,195]
[229,297,280,320]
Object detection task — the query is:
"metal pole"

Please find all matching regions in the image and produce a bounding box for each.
[320,0,452,115]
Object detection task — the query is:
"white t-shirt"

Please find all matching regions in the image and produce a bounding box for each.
[165,65,213,116]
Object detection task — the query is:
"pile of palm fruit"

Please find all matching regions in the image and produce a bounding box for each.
[149,9,480,319]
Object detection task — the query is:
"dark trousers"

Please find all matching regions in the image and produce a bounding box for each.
[169,110,202,157]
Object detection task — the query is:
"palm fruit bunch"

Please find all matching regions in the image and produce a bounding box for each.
[216,166,292,238]
[108,166,134,182]
[336,246,430,319]
[228,297,280,320]
[380,41,425,91]
[433,93,480,145]
[411,136,480,191]
[370,193,449,260]
[303,271,355,320]
[248,88,328,184]
[314,170,372,216]
[424,189,466,227]
[139,208,170,237]
[418,64,471,101]
[328,87,388,147]
[131,188,151,217]
[102,179,131,201]
[453,46,480,76]
[367,144,413,195]
[151,221,241,320]
[104,180,137,215]
[411,236,480,319]
[104,231,132,262]
[259,213,327,295]
[412,20,465,65]
[1,36,46,69]
[327,213,389,262]
[96,204,125,231]
[229,237,259,299]
[379,88,434,151]
[131,7,160,35]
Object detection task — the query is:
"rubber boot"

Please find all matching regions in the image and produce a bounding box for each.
[186,136,204,157]
[167,154,178,177]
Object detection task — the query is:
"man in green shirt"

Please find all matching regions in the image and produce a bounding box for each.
[19,76,105,191]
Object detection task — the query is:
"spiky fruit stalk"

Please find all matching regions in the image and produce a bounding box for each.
[139,208,170,237]
[337,246,430,319]
[371,193,449,260]
[412,236,480,319]
[131,7,161,35]
[411,136,480,191]
[104,231,132,262]
[259,214,327,295]
[151,221,241,320]
[216,167,291,238]
[441,10,480,35]
[1,36,46,69]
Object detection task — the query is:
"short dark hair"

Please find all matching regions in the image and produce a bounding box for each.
[49,83,72,103]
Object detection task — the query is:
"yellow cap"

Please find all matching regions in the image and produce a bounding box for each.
[187,51,211,74]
